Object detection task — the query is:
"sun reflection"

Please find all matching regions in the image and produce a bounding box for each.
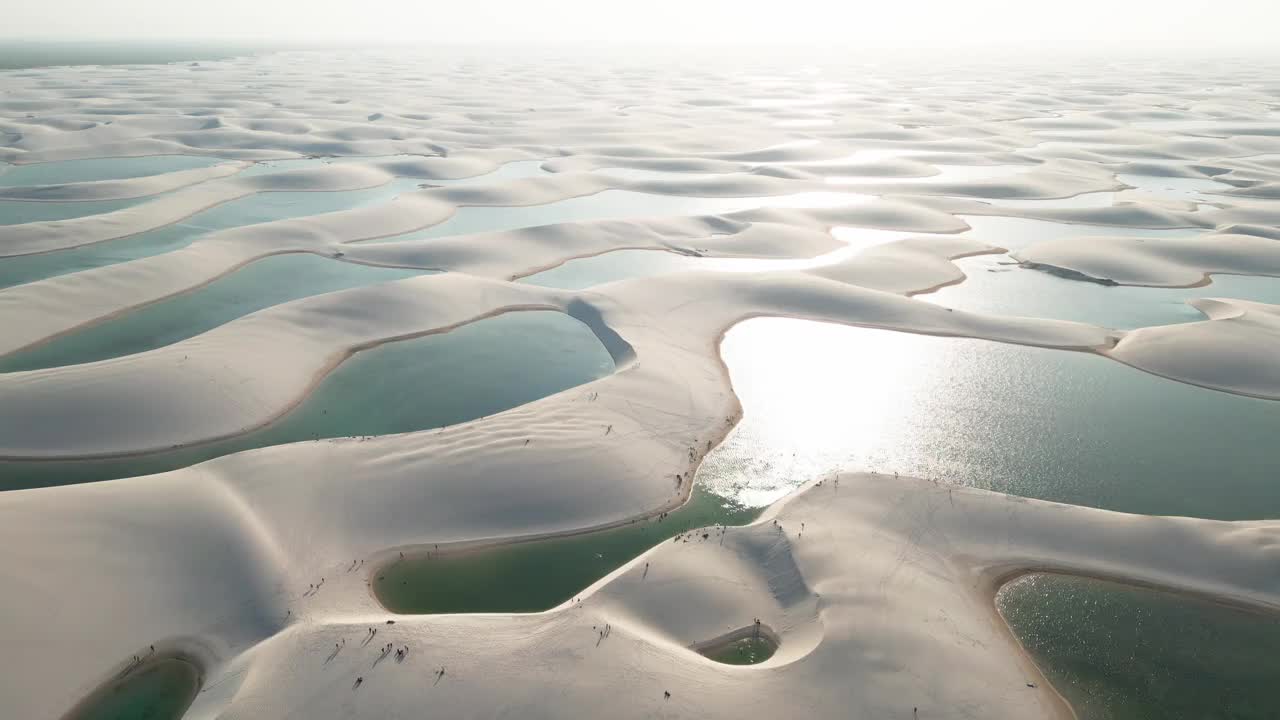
[697,316,1280,520]
[698,319,951,506]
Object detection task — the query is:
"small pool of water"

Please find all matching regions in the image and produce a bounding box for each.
[701,635,778,665]
[0,155,224,186]
[0,255,428,372]
[930,254,1280,329]
[0,311,614,490]
[0,178,426,290]
[63,657,201,720]
[372,190,867,243]
[374,487,758,614]
[999,574,1280,720]
[700,318,1280,519]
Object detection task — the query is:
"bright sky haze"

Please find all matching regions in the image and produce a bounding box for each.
[7,0,1280,52]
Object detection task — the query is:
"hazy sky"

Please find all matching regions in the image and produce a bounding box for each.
[8,0,1280,52]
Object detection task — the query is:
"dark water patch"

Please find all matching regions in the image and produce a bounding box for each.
[61,657,200,720]
[700,634,778,665]
[375,487,758,614]
[999,573,1280,720]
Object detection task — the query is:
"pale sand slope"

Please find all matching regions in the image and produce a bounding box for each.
[1107,298,1280,400]
[4,470,1279,720]
[1015,232,1280,287]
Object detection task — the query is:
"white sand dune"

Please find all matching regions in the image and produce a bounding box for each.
[1108,298,1280,400]
[1016,232,1280,287]
[5,467,1279,720]
[0,247,1114,459]
[3,50,1280,720]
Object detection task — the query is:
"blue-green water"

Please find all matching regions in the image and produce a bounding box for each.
[0,311,614,490]
[0,155,223,186]
[0,254,427,373]
[61,657,201,720]
[931,253,1280,329]
[999,574,1280,720]
[375,487,757,614]
[373,314,1280,617]
[0,196,140,224]
[0,178,426,290]
[700,318,1280,519]
[702,635,778,665]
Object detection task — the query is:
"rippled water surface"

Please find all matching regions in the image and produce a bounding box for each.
[999,574,1280,720]
[701,318,1280,519]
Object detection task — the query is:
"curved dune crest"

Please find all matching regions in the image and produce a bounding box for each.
[1015,232,1280,287]
[1108,298,1280,399]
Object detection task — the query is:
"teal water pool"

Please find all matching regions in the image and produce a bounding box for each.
[701,318,1280,519]
[0,311,614,490]
[931,253,1280,329]
[999,573,1280,720]
[375,487,757,614]
[0,254,428,372]
[0,178,426,290]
